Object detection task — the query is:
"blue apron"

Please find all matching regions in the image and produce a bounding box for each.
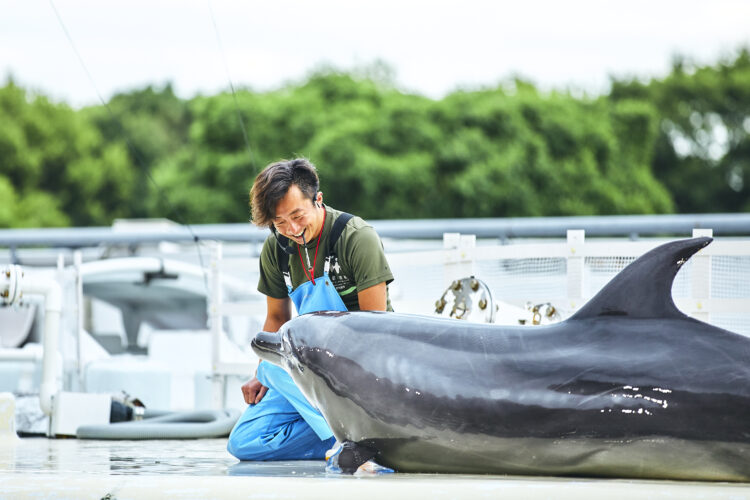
[254,256,348,440]
[227,212,352,461]
[286,259,347,314]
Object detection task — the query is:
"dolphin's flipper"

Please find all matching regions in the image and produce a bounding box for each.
[570,236,712,320]
[326,441,378,474]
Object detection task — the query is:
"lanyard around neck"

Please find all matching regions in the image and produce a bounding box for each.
[297,207,325,285]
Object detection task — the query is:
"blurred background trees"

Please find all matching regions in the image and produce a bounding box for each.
[610,48,750,213]
[1,49,747,227]
[0,81,133,227]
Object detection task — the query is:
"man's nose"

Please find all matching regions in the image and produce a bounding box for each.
[288,220,302,236]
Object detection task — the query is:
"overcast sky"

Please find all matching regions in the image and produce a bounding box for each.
[2,0,749,107]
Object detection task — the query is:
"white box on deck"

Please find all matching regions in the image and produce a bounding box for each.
[50,392,110,437]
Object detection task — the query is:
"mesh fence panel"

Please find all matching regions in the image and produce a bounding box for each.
[712,314,750,335]
[584,256,637,297]
[396,248,750,337]
[710,256,750,334]
[240,241,749,336]
[476,258,567,302]
[389,260,445,313]
[712,256,750,298]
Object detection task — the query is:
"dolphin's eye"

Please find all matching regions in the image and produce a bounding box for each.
[281,335,293,354]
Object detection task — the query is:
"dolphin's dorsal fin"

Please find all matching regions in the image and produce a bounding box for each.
[570,237,712,320]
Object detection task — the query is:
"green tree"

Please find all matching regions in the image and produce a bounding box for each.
[82,84,191,218]
[0,80,135,227]
[610,48,750,212]
[7,49,749,228]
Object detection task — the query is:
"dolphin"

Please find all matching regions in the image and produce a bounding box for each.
[252,237,750,481]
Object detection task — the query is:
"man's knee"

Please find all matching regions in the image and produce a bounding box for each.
[226,430,274,461]
[226,404,297,461]
[226,415,333,461]
[226,425,303,461]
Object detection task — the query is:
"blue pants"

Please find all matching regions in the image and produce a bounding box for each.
[227,362,335,461]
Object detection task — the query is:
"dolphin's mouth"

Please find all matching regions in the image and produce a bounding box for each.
[251,331,284,366]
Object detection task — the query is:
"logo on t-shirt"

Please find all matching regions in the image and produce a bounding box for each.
[330,256,342,274]
[328,255,353,292]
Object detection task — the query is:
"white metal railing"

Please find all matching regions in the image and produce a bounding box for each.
[207,229,750,406]
[4,228,741,409]
[208,243,264,408]
[431,228,750,327]
[4,213,750,251]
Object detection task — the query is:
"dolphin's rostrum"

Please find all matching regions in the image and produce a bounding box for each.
[252,237,750,480]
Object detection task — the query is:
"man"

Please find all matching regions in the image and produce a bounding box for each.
[227,158,394,461]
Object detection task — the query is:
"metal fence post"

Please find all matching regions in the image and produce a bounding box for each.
[567,229,586,312]
[443,233,476,289]
[691,228,713,322]
[209,242,224,410]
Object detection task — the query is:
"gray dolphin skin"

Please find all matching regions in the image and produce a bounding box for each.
[251,237,750,481]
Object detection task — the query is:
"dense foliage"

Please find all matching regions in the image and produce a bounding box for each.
[1,49,748,227]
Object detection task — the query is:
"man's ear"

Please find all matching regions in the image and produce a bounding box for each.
[315,191,323,207]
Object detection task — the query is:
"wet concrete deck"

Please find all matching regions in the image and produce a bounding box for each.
[1,437,749,499]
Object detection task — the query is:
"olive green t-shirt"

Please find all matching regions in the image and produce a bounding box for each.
[258,206,394,311]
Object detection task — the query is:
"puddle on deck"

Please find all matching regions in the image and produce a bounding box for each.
[2,437,327,477]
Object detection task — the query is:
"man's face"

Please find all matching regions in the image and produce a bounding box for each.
[273,184,322,244]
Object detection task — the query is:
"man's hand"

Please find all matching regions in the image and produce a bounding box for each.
[241,377,268,405]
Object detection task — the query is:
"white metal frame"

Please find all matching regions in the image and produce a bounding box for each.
[1,264,63,421]
[206,229,750,406]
